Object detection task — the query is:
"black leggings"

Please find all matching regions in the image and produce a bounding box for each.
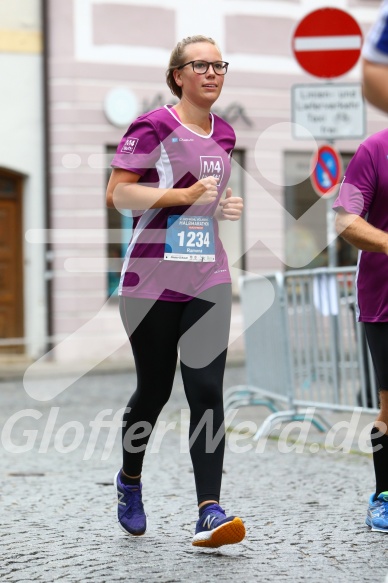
[119,284,232,505]
[364,322,388,389]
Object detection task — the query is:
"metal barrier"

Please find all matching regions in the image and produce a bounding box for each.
[224,267,378,439]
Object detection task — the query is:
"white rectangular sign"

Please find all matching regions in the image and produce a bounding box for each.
[291,83,365,140]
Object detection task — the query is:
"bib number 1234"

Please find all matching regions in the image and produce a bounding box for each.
[164,215,215,262]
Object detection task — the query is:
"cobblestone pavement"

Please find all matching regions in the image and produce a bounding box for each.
[1,365,388,582]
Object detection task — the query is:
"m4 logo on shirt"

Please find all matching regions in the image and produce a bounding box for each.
[200,156,224,183]
[121,137,139,154]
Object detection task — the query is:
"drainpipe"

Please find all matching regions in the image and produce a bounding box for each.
[41,0,53,354]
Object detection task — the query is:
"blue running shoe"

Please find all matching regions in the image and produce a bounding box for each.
[192,503,245,547]
[114,470,147,536]
[366,492,388,532]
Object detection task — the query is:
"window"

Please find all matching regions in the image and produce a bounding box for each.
[218,149,245,295]
[284,151,358,269]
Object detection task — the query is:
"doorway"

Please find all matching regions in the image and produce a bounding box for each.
[0,170,24,353]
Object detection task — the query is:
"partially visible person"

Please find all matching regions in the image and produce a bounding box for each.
[362,0,388,113]
[333,130,388,533]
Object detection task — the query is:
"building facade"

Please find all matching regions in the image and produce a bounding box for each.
[5,0,386,363]
[0,0,46,359]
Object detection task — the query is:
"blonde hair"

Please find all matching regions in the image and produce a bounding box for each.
[166,36,217,99]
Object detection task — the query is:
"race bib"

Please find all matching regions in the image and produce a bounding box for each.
[164,215,215,262]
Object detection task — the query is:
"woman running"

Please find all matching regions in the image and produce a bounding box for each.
[106,35,245,548]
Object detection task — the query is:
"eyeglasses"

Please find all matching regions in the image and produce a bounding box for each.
[177,60,229,75]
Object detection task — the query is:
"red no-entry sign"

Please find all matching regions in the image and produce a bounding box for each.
[292,8,363,78]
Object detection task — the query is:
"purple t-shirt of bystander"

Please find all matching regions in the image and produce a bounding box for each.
[110,105,235,301]
[333,129,388,322]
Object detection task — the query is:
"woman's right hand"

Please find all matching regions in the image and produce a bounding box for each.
[186,177,219,206]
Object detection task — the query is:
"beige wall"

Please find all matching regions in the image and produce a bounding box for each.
[0,0,41,29]
[0,0,42,52]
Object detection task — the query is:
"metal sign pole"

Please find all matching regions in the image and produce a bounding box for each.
[327,136,337,270]
[327,198,337,268]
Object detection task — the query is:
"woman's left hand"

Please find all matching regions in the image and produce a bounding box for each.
[217,188,243,221]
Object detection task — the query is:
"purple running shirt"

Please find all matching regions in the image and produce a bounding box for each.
[333,129,388,322]
[111,105,235,301]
